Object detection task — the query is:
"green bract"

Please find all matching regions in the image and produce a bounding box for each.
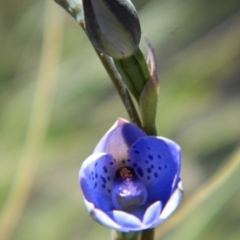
[82,0,141,59]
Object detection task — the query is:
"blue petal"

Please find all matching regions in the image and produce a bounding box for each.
[119,202,158,222]
[84,201,122,231]
[110,202,162,231]
[121,120,147,147]
[152,180,184,227]
[142,201,162,227]
[128,137,181,206]
[79,152,116,211]
[93,118,146,166]
[110,210,143,231]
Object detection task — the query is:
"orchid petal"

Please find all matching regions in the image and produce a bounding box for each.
[94,118,146,166]
[79,152,116,210]
[152,180,184,227]
[128,136,181,206]
[142,201,162,227]
[111,210,143,231]
[83,197,95,213]
[90,207,122,231]
[160,180,184,219]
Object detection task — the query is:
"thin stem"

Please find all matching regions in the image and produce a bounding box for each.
[113,231,140,240]
[78,21,142,128]
[141,228,154,240]
[96,50,142,128]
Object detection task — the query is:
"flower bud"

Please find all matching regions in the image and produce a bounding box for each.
[82,0,141,59]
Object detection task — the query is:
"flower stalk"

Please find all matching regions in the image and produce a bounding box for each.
[94,50,142,127]
[114,231,140,240]
[141,228,154,240]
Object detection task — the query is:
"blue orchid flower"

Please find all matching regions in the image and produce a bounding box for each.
[79,118,183,232]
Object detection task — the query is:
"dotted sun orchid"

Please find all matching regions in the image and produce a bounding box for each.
[79,118,183,232]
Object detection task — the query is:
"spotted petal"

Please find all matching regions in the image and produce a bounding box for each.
[128,136,181,206]
[79,152,117,211]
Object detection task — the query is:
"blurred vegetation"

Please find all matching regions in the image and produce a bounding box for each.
[0,0,240,240]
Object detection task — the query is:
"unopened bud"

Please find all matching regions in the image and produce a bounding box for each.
[82,0,141,59]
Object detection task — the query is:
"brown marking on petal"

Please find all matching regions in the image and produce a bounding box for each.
[116,166,135,181]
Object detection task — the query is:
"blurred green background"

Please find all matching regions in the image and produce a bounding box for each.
[1,0,240,239]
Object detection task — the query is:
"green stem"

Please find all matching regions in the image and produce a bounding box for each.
[95,50,142,128]
[114,231,140,240]
[77,21,142,128]
[141,228,154,240]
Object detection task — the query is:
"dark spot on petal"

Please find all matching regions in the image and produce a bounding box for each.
[103,166,108,173]
[94,162,98,167]
[94,182,97,189]
[147,168,152,173]
[137,167,144,177]
[148,147,151,150]
[100,176,106,183]
[127,159,131,163]
[122,160,126,164]
[165,165,167,169]
[133,163,137,168]
[133,145,137,149]
[151,165,154,169]
[158,155,161,159]
[95,173,98,178]
[145,160,149,164]
[148,155,153,160]
[147,176,151,180]
[158,166,162,171]
[107,176,111,181]
[91,171,94,175]
[109,162,114,165]
[134,150,139,154]
[102,184,106,189]
[108,189,111,193]
[154,172,158,178]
